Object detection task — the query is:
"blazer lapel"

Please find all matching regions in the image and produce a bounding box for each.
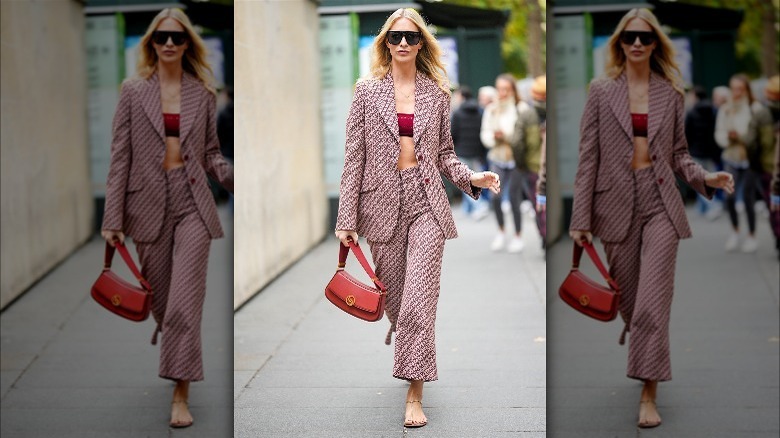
[178,73,200,144]
[140,73,165,142]
[378,72,400,141]
[412,72,436,145]
[606,72,633,148]
[646,72,666,147]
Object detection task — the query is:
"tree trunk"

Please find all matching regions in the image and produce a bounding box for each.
[527,0,543,78]
[761,1,778,77]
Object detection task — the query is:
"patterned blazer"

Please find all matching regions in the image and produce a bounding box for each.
[570,72,712,243]
[335,71,480,243]
[102,72,233,243]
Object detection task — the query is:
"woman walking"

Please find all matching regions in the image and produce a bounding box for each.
[334,8,500,428]
[481,74,524,252]
[101,8,233,428]
[569,9,733,428]
[715,73,762,252]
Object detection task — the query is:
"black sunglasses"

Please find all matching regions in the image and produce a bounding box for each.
[620,31,656,46]
[387,30,422,46]
[152,30,188,46]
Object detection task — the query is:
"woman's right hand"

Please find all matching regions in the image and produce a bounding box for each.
[335,230,359,247]
[569,230,592,247]
[101,230,125,247]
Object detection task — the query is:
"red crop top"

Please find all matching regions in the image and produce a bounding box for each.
[398,113,413,138]
[163,113,180,137]
[631,113,647,138]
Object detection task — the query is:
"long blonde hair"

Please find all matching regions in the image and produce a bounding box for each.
[369,8,450,95]
[604,8,684,94]
[136,8,215,93]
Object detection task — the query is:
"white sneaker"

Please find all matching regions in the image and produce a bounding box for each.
[705,204,723,221]
[725,232,739,252]
[508,237,524,253]
[741,236,758,253]
[491,234,506,251]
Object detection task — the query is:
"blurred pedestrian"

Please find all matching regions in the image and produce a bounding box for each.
[481,73,523,252]
[758,75,780,255]
[334,8,500,429]
[510,75,545,250]
[451,85,490,219]
[569,8,733,429]
[685,85,722,219]
[100,8,233,428]
[536,121,547,253]
[478,85,497,110]
[715,73,762,252]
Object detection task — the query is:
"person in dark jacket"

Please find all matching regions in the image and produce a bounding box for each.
[452,85,489,219]
[685,85,723,219]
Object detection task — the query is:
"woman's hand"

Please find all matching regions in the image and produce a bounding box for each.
[494,130,504,141]
[335,230,359,247]
[569,230,593,247]
[704,171,735,194]
[101,230,125,247]
[470,171,501,195]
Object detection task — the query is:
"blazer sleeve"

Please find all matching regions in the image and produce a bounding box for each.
[569,81,602,232]
[671,92,713,199]
[102,82,133,232]
[335,82,367,231]
[204,92,234,193]
[437,94,481,200]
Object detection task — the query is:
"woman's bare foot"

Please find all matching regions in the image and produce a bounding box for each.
[638,380,661,428]
[170,380,193,428]
[404,380,427,428]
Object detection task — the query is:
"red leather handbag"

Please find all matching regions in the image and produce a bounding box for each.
[558,241,621,322]
[324,240,386,322]
[91,241,153,322]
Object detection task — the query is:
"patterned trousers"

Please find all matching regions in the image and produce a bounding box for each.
[135,167,211,382]
[367,166,446,382]
[603,166,679,382]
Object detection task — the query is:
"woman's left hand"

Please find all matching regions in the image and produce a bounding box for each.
[470,171,501,194]
[704,171,735,194]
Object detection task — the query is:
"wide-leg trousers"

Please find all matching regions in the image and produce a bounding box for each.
[603,166,679,382]
[367,166,446,382]
[135,167,211,382]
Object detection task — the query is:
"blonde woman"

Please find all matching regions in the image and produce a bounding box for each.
[101,9,233,428]
[334,8,500,428]
[569,9,733,428]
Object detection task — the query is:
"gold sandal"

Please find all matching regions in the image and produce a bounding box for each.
[170,400,193,428]
[638,400,662,428]
[404,400,427,428]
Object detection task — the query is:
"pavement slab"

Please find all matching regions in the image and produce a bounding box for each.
[1,205,234,437]
[547,206,779,438]
[234,206,547,436]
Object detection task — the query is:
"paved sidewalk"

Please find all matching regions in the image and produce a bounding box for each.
[1,206,233,438]
[234,207,547,437]
[547,206,779,437]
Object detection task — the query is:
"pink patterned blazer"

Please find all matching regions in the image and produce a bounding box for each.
[570,72,713,243]
[335,71,480,243]
[102,72,233,243]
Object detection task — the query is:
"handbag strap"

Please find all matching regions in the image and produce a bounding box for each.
[572,241,620,292]
[104,241,152,292]
[337,239,387,292]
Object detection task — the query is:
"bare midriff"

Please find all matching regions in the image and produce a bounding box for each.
[397,136,419,170]
[163,137,185,170]
[631,137,652,170]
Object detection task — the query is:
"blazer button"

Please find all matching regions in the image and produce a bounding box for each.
[417,154,423,161]
[190,178,196,184]
[658,178,664,185]
[183,154,189,161]
[652,154,657,161]
[424,178,430,184]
